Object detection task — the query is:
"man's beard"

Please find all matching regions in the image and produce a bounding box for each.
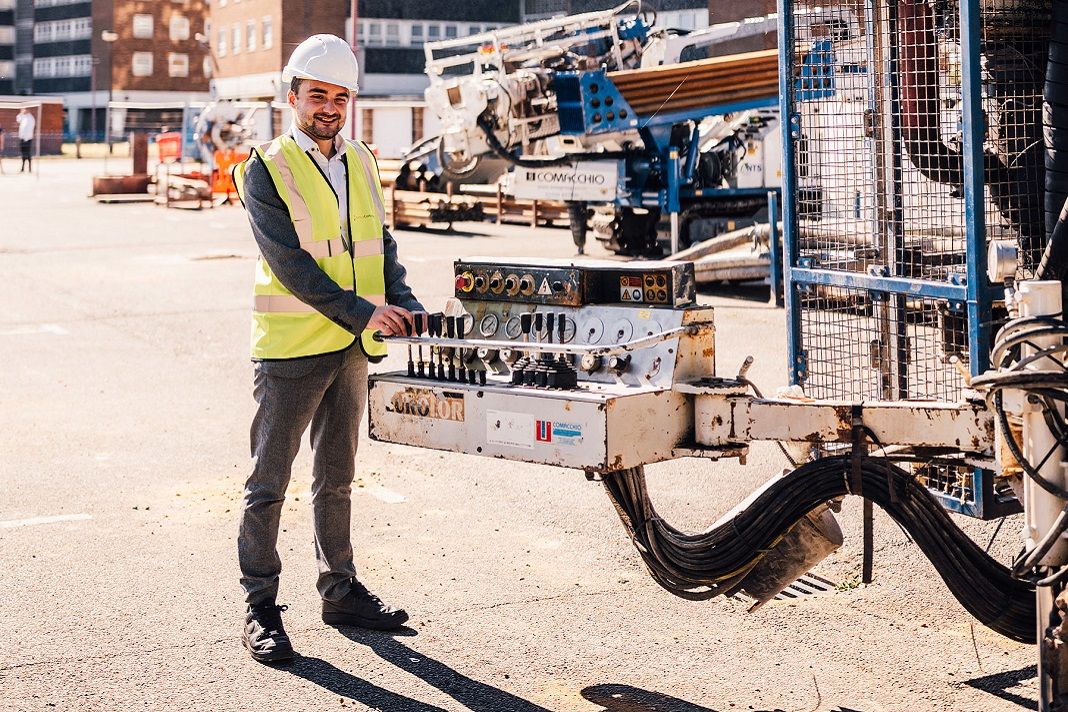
[299,113,343,141]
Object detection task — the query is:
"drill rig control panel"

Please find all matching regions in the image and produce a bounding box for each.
[367,258,716,472]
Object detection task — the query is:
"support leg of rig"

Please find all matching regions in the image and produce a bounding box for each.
[862,498,874,584]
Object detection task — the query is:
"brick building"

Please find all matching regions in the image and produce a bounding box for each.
[0,95,63,155]
[207,0,518,157]
[0,0,13,94]
[14,0,209,139]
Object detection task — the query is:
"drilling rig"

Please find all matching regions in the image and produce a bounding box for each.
[405,2,846,256]
[365,0,1068,707]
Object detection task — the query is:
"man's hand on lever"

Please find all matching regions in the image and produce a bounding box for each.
[368,305,425,336]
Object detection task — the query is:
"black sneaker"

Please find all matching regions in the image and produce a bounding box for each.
[242,603,294,663]
[322,579,409,630]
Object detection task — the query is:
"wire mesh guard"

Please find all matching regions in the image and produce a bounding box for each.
[786,0,1052,510]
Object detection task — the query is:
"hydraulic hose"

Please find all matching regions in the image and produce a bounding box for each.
[1038,5,1068,285]
[602,458,1035,643]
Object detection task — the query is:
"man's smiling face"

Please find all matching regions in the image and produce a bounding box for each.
[289,78,350,141]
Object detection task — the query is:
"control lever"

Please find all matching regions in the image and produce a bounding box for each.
[434,313,446,380]
[414,312,426,378]
[446,316,457,382]
[456,316,468,384]
[514,313,535,385]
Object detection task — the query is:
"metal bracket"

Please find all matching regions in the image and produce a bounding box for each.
[867,265,890,303]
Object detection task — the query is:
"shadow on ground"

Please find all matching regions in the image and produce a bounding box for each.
[580,683,871,712]
[964,665,1038,711]
[290,625,553,711]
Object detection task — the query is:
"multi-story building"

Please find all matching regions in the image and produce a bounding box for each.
[208,0,335,107]
[207,0,518,157]
[17,0,209,139]
[520,0,708,30]
[0,0,14,94]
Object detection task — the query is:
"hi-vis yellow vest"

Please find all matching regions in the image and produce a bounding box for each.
[234,134,387,360]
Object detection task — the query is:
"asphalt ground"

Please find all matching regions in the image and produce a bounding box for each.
[0,158,1037,711]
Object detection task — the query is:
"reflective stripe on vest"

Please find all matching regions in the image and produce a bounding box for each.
[234,134,389,360]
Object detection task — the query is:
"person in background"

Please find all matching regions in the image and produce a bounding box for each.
[16,108,35,173]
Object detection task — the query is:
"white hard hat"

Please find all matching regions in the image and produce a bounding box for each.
[282,34,360,93]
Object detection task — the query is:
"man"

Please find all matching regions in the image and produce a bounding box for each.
[16,107,34,173]
[233,34,425,664]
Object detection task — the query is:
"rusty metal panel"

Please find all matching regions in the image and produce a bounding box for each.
[693,393,994,452]
[368,377,695,472]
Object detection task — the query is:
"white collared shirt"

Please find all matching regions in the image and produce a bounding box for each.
[290,125,349,242]
[16,112,35,141]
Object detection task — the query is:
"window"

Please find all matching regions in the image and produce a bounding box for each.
[132,51,153,76]
[232,23,241,54]
[444,24,457,39]
[246,20,255,51]
[168,52,188,77]
[170,15,189,41]
[427,24,440,40]
[366,22,381,46]
[202,55,212,77]
[261,16,272,49]
[410,23,423,46]
[0,26,16,43]
[385,23,400,47]
[132,14,153,40]
[217,27,227,56]
[72,55,92,76]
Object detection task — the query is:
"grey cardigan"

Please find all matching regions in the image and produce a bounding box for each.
[239,149,424,360]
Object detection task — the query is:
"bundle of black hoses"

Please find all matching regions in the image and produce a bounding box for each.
[602,458,1036,643]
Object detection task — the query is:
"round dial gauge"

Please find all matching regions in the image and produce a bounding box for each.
[609,319,633,344]
[504,315,523,340]
[479,313,500,338]
[581,317,605,344]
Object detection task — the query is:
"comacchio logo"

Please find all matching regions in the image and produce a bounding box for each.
[526,170,607,185]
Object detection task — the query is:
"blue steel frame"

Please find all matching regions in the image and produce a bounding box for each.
[777,0,1012,519]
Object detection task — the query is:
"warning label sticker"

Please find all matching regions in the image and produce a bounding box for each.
[619,276,643,302]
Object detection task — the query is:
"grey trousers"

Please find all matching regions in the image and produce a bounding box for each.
[238,346,367,605]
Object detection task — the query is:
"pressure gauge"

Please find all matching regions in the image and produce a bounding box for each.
[504,315,523,339]
[479,313,500,338]
[581,317,604,344]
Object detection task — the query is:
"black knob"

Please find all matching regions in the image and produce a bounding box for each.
[490,276,503,290]
[520,313,533,335]
[533,312,544,333]
[474,275,487,290]
[557,313,567,340]
[446,316,456,339]
[609,353,632,374]
[414,312,425,335]
[456,316,467,338]
[545,313,555,337]
[504,275,519,293]
[478,370,487,385]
